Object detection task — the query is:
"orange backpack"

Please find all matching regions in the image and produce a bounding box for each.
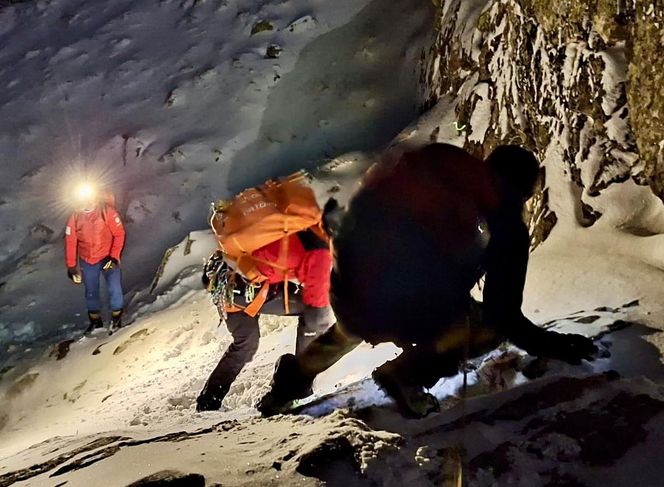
[210,171,328,316]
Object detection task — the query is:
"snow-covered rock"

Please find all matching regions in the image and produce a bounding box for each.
[422,0,664,246]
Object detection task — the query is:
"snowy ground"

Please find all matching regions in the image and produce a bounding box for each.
[1,253,663,486]
[2,143,664,484]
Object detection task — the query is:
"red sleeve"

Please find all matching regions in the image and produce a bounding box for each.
[105,207,126,261]
[300,248,332,307]
[64,214,78,268]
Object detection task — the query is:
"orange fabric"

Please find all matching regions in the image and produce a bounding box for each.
[242,281,271,317]
[211,173,327,264]
[212,172,331,314]
[280,236,290,314]
[65,205,125,268]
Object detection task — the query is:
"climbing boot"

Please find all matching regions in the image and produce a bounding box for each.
[372,368,440,419]
[109,309,123,335]
[85,311,104,334]
[196,383,230,412]
[257,353,314,417]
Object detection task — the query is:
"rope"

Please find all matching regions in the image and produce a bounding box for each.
[457,315,471,485]
[462,314,470,427]
[449,314,471,486]
[206,255,235,321]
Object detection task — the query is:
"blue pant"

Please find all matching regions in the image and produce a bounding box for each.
[80,260,124,312]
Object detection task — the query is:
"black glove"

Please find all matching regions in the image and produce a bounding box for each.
[102,256,119,271]
[540,331,597,365]
[67,267,82,284]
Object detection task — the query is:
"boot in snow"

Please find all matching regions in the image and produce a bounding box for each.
[372,368,440,419]
[109,309,123,335]
[257,353,314,417]
[85,311,104,334]
[196,383,230,412]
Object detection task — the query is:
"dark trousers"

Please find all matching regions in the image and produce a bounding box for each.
[201,287,332,399]
[295,300,504,390]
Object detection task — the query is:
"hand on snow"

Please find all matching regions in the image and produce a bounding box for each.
[102,256,119,271]
[542,331,597,365]
[67,267,82,284]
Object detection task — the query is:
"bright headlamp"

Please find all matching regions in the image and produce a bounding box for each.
[74,181,97,202]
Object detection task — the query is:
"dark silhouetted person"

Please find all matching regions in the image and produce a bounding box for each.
[258,143,597,418]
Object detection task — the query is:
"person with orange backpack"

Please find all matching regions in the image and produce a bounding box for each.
[195,173,335,412]
[65,185,126,334]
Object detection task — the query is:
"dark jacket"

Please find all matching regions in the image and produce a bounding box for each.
[330,144,531,346]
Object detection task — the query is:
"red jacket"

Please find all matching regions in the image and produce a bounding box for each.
[65,206,125,268]
[253,234,332,308]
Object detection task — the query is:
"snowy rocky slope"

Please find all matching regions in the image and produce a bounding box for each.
[2,0,664,486]
[2,114,664,486]
[3,375,663,487]
[0,0,434,358]
[1,293,663,487]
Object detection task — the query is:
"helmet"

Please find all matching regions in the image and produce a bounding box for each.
[485,145,540,201]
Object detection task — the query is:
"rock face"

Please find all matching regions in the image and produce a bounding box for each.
[422,0,664,245]
[126,470,205,486]
[0,413,401,487]
[628,2,664,195]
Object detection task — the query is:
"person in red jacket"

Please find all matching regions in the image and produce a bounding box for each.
[196,227,334,412]
[65,193,126,334]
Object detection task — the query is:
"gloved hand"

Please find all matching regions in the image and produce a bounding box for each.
[102,256,119,271]
[67,267,82,284]
[539,331,597,365]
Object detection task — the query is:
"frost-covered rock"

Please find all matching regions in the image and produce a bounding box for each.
[3,373,663,486]
[287,15,317,34]
[423,0,664,246]
[126,470,205,486]
[265,44,282,59]
[251,19,274,36]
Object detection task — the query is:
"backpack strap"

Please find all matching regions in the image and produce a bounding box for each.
[224,236,293,316]
[241,281,271,317]
[279,236,290,314]
[224,254,272,317]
